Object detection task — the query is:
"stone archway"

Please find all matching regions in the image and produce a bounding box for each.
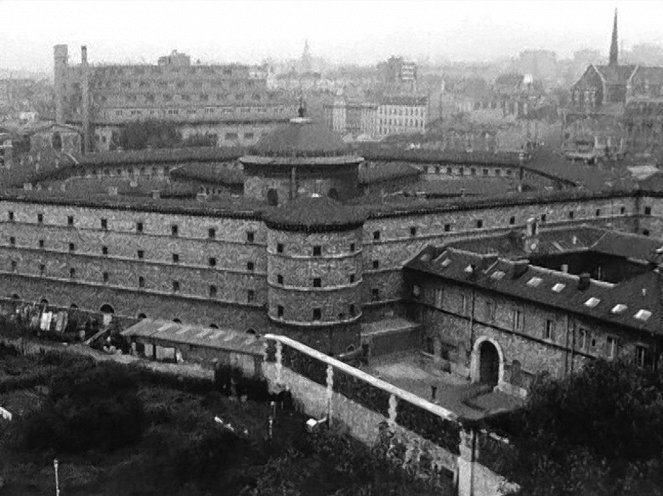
[479,341,499,386]
[470,337,505,387]
[100,303,115,314]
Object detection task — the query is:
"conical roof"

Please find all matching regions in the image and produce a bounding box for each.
[254,117,349,157]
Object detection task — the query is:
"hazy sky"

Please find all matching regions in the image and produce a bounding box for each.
[1,0,663,72]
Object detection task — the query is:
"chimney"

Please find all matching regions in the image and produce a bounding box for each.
[512,259,529,279]
[578,273,590,290]
[561,264,569,273]
[526,217,538,237]
[151,190,161,200]
[81,45,88,65]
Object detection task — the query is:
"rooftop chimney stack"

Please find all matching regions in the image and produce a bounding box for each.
[81,45,88,65]
[578,273,591,290]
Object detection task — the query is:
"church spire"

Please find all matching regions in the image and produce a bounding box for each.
[609,8,619,66]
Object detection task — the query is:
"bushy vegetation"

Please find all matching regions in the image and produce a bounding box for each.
[119,119,182,150]
[488,359,663,495]
[22,360,144,453]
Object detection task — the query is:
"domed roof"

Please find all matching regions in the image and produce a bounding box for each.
[263,195,366,232]
[254,117,349,157]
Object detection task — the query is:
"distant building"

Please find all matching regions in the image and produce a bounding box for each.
[377,95,428,138]
[377,56,418,92]
[565,9,663,157]
[323,95,378,139]
[53,45,297,152]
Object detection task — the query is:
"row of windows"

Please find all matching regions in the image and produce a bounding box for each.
[275,273,357,287]
[274,242,357,256]
[108,104,285,118]
[427,165,515,177]
[378,107,425,116]
[275,304,357,320]
[7,239,259,271]
[10,260,257,303]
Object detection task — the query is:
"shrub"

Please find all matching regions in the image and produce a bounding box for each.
[22,361,144,453]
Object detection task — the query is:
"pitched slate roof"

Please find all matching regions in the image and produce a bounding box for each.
[406,244,663,335]
[594,64,637,84]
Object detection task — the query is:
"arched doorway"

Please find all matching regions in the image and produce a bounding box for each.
[478,341,499,386]
[209,323,219,329]
[137,313,147,320]
[172,318,182,324]
[266,188,278,206]
[11,293,20,300]
[100,303,115,314]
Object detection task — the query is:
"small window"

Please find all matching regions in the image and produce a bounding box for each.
[595,209,601,217]
[209,285,217,297]
[620,206,626,214]
[541,214,547,223]
[444,224,451,232]
[410,226,417,236]
[172,253,180,263]
[373,231,381,241]
[39,239,45,249]
[476,219,483,229]
[313,278,321,287]
[607,336,617,359]
[277,305,284,317]
[138,276,145,288]
[67,215,74,226]
[9,236,15,246]
[246,231,255,243]
[636,345,649,368]
[100,218,107,230]
[136,221,143,233]
[137,250,144,259]
[172,281,180,292]
[643,229,650,236]
[277,243,284,254]
[8,211,14,222]
[584,297,601,308]
[171,224,178,236]
[208,228,216,239]
[513,309,523,330]
[313,308,321,320]
[645,206,652,215]
[103,272,109,283]
[277,274,284,285]
[372,288,380,301]
[568,211,574,219]
[39,264,45,276]
[10,260,17,272]
[37,213,43,224]
[509,216,515,225]
[69,242,75,252]
[248,290,255,303]
[578,329,587,350]
[544,319,555,340]
[208,257,216,267]
[349,274,355,284]
[350,243,356,252]
[313,246,321,256]
[69,268,76,278]
[247,261,254,271]
[372,260,379,269]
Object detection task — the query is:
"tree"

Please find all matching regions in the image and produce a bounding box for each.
[119,120,182,150]
[493,359,663,495]
[22,361,144,453]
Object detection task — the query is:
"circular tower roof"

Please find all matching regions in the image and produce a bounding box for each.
[254,117,349,157]
[264,195,367,232]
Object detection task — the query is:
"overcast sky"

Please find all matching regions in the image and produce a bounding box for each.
[1,0,662,72]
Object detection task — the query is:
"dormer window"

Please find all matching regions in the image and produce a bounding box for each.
[635,309,652,321]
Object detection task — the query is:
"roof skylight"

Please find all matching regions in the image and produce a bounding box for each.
[634,309,652,321]
[526,277,543,287]
[551,283,565,293]
[491,270,506,280]
[440,258,452,268]
[611,304,627,314]
[584,297,601,308]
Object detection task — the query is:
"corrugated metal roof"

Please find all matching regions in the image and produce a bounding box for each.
[122,318,265,355]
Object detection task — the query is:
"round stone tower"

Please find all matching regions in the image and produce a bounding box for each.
[264,196,366,354]
[240,116,363,205]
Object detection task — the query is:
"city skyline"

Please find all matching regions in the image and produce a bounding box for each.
[1,0,663,72]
